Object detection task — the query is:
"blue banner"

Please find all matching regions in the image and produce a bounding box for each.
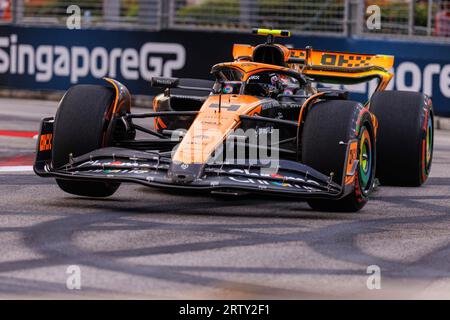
[0,26,449,115]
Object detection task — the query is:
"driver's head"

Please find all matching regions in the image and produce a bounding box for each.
[246,72,282,98]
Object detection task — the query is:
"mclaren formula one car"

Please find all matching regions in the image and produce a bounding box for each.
[34,29,434,212]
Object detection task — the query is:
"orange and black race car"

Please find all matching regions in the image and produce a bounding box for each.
[34,29,434,212]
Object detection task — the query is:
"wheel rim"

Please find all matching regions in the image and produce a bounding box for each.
[426,115,433,166]
[359,127,372,191]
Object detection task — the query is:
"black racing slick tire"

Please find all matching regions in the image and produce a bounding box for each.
[52,85,120,197]
[370,91,433,186]
[302,100,376,212]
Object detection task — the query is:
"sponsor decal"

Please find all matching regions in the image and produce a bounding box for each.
[321,53,372,68]
[227,169,321,191]
[0,34,186,84]
[241,63,257,67]
[0,26,448,114]
[39,133,52,151]
[78,160,152,168]
[180,163,189,170]
[222,84,234,94]
[82,168,152,174]
[345,141,358,185]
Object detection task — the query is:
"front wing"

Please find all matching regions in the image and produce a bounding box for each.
[34,118,355,200]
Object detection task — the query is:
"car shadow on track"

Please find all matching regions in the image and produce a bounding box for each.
[47,190,354,220]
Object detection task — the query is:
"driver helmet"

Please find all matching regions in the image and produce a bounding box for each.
[246,72,283,98]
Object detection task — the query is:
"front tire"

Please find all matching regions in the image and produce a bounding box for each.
[370,91,433,186]
[302,100,376,212]
[52,85,120,197]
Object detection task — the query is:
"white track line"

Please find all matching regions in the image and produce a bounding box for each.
[0,166,34,172]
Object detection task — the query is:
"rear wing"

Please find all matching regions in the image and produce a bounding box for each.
[287,48,394,72]
[233,44,394,88]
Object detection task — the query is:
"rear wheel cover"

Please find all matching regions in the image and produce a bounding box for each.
[426,117,433,164]
[358,126,373,195]
[422,112,433,181]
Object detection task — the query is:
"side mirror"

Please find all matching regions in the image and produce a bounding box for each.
[150,77,180,88]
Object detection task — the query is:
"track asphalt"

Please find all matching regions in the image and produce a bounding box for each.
[1,98,450,299]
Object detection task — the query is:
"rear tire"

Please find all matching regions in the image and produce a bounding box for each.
[52,85,120,197]
[302,100,375,212]
[370,91,433,186]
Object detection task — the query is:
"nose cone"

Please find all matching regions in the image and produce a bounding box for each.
[168,162,204,184]
[172,94,262,165]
